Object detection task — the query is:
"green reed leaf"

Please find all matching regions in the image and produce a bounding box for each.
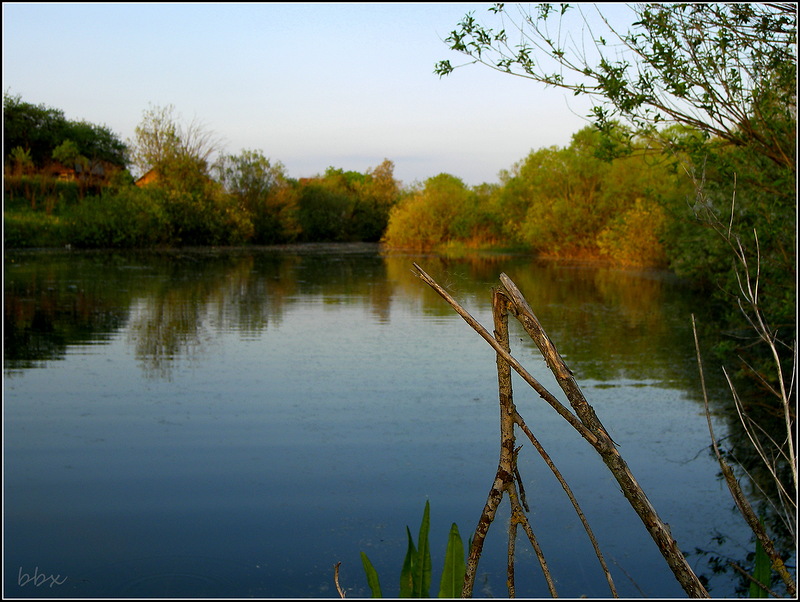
[360,551,383,598]
[438,522,466,598]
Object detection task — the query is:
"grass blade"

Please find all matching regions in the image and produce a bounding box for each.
[400,526,416,597]
[415,500,432,598]
[438,522,466,598]
[749,534,771,598]
[360,552,383,598]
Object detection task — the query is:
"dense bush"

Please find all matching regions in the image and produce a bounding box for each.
[383,174,497,250]
[66,188,171,249]
[295,164,400,243]
[597,198,669,267]
[3,210,68,248]
[3,176,81,214]
[384,127,684,261]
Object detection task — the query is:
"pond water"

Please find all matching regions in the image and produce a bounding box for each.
[4,244,754,598]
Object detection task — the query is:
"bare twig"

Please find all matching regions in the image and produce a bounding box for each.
[412,264,599,446]
[730,562,781,598]
[462,287,561,598]
[513,411,618,597]
[498,273,708,597]
[334,562,346,598]
[693,316,797,597]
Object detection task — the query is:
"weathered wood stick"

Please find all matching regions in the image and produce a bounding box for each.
[414,264,710,598]
[499,273,612,448]
[412,263,598,447]
[498,272,709,598]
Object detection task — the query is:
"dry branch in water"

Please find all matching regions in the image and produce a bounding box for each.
[693,316,797,598]
[334,561,346,598]
[412,263,710,598]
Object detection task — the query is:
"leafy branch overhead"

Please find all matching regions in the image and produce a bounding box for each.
[435,3,796,168]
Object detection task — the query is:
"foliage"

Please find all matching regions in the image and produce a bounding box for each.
[52,139,83,168]
[749,528,771,598]
[3,210,67,248]
[3,92,127,169]
[157,186,254,247]
[596,198,668,267]
[7,146,33,175]
[436,2,797,595]
[4,175,81,213]
[4,93,71,168]
[437,522,467,598]
[213,149,299,244]
[62,118,128,167]
[517,128,611,258]
[66,188,171,249]
[295,178,354,242]
[382,173,479,250]
[360,553,383,598]
[130,103,222,188]
[360,501,467,598]
[435,3,795,166]
[436,0,796,370]
[295,160,400,243]
[382,126,692,261]
[492,125,685,261]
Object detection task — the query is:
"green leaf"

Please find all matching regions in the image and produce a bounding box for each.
[414,500,432,598]
[360,552,383,598]
[399,526,416,597]
[749,534,771,598]
[438,523,466,598]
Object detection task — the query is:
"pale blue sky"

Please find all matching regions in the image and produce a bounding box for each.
[3,3,633,186]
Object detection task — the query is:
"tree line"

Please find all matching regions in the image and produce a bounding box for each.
[3,97,401,248]
[2,3,796,592]
[3,81,794,352]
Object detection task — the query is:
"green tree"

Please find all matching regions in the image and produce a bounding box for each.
[130,103,222,189]
[7,146,33,176]
[3,92,127,172]
[436,3,795,168]
[62,119,127,168]
[214,149,298,243]
[52,139,90,197]
[3,92,69,168]
[129,104,255,246]
[293,161,400,243]
[355,159,401,241]
[436,1,796,352]
[382,173,473,250]
[295,174,354,242]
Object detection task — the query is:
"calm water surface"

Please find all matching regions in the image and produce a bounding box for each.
[4,245,751,598]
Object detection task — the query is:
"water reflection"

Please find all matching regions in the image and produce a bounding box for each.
[4,245,764,598]
[5,246,707,388]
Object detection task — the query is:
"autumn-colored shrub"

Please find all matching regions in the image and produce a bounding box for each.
[597,198,668,267]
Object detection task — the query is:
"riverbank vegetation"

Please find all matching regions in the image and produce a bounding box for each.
[430,2,795,597]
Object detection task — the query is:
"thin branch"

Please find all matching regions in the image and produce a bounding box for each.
[508,485,558,597]
[334,562,346,598]
[730,562,781,598]
[412,264,599,446]
[692,315,797,597]
[513,411,618,597]
[498,273,708,597]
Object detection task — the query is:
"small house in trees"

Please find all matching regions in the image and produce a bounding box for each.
[45,160,112,183]
[135,168,159,187]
